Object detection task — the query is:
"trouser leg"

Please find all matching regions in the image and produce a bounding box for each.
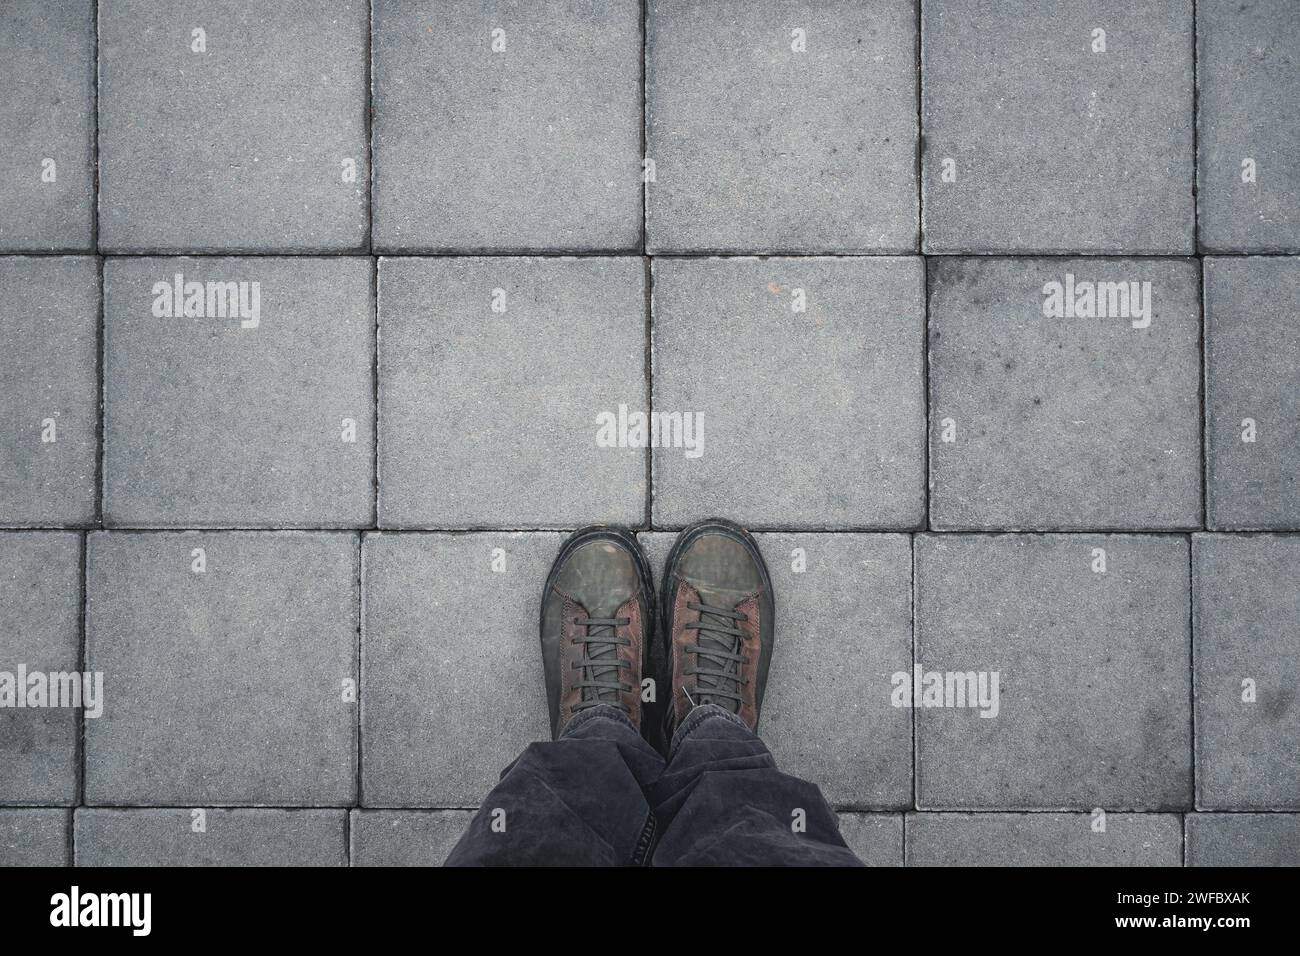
[646,705,864,867]
[444,704,665,866]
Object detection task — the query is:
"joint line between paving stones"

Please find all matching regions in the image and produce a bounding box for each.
[366,0,374,256]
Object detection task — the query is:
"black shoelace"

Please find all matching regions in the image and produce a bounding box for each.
[683,601,750,712]
[571,615,632,714]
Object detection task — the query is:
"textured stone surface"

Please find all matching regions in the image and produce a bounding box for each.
[0,809,70,866]
[0,533,81,806]
[837,813,904,866]
[0,0,95,251]
[84,532,358,806]
[653,257,925,529]
[640,532,913,808]
[373,0,641,252]
[906,812,1182,866]
[646,0,918,253]
[75,809,347,866]
[361,533,552,807]
[1186,813,1300,867]
[1193,534,1300,810]
[928,257,1202,530]
[350,810,474,866]
[914,533,1192,810]
[98,0,368,252]
[922,0,1194,253]
[103,257,374,527]
[1197,0,1300,252]
[0,257,98,525]
[1204,257,1300,529]
[377,257,644,528]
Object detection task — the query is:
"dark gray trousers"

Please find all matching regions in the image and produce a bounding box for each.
[445,703,864,867]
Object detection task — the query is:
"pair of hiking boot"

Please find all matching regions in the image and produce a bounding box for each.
[540,519,774,749]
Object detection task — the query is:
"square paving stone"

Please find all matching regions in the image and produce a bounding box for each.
[350,810,474,866]
[103,257,374,528]
[928,257,1202,530]
[0,258,98,526]
[361,533,552,807]
[75,809,347,866]
[1193,534,1300,810]
[922,0,1195,254]
[640,532,913,808]
[837,813,903,866]
[645,0,918,253]
[98,0,368,252]
[1204,257,1300,529]
[652,257,925,529]
[0,532,81,806]
[0,0,95,252]
[0,809,70,866]
[914,534,1193,810]
[378,257,644,528]
[1197,0,1300,252]
[84,532,358,806]
[372,0,641,252]
[905,812,1182,866]
[1186,813,1300,867]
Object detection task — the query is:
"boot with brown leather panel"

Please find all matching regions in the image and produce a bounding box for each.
[540,527,655,740]
[661,518,775,737]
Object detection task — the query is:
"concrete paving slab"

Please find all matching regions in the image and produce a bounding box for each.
[646,0,918,253]
[84,531,358,806]
[0,532,81,806]
[75,808,346,866]
[98,0,368,252]
[1193,534,1300,810]
[373,0,641,252]
[0,0,95,252]
[928,257,1202,530]
[1197,0,1300,253]
[914,533,1193,810]
[349,809,473,866]
[103,257,374,527]
[906,811,1182,866]
[0,257,98,526]
[652,257,925,529]
[1204,257,1300,529]
[922,0,1194,253]
[377,257,644,528]
[361,532,552,807]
